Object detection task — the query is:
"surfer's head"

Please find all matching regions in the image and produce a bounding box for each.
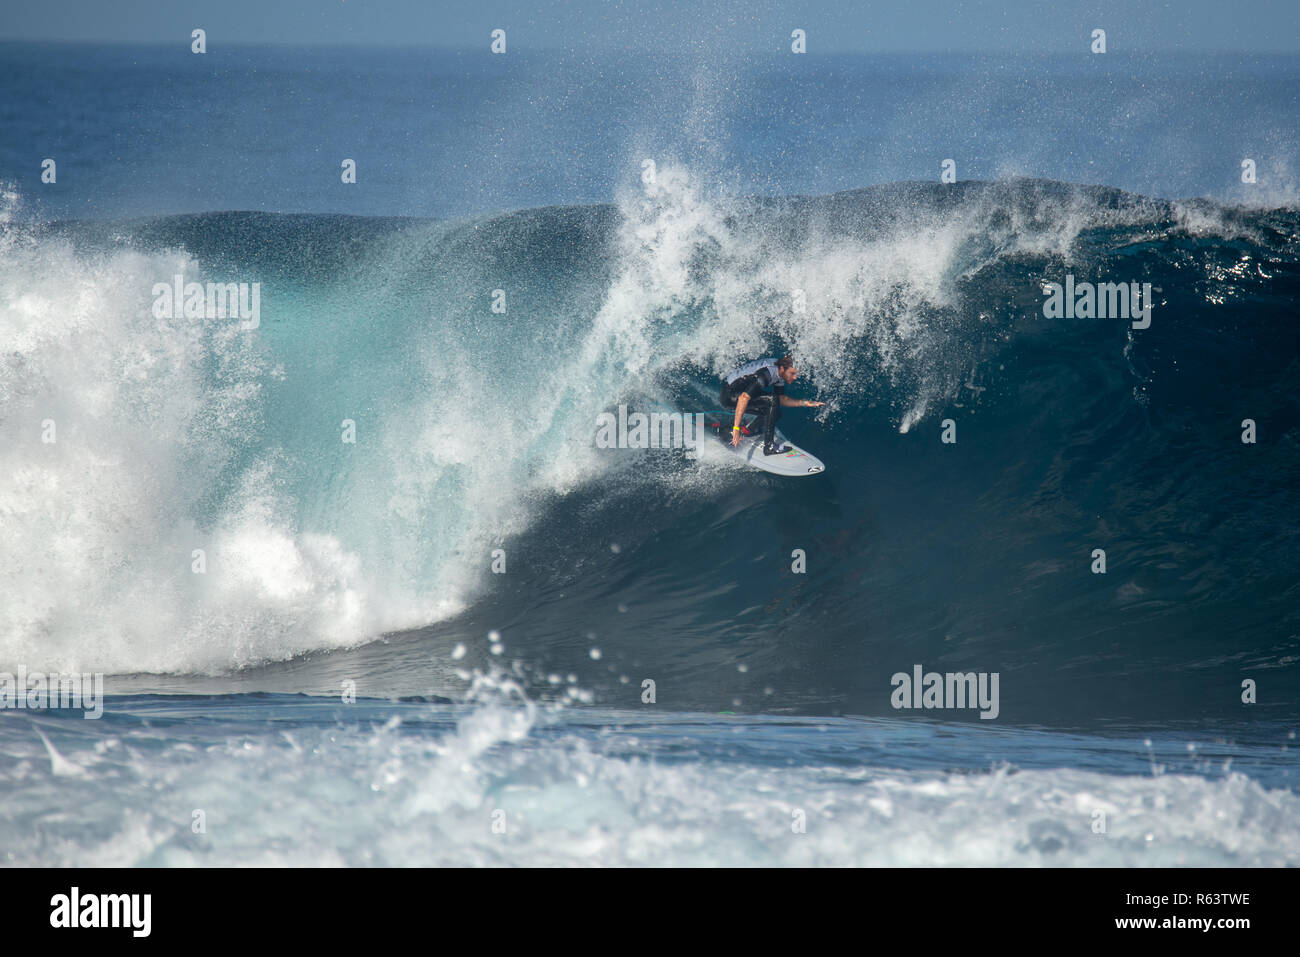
[777,354,798,384]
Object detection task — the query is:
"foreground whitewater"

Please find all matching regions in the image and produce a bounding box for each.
[3,694,1295,867]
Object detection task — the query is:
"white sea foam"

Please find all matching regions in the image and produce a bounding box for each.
[0,219,420,673]
[3,702,1295,867]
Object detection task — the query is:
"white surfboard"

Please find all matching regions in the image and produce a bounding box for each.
[701,412,825,476]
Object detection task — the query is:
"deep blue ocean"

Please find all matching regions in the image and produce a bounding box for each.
[1,43,1297,865]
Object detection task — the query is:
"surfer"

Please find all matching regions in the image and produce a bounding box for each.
[720,355,824,455]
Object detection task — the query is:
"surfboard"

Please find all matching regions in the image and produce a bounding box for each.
[701,411,826,476]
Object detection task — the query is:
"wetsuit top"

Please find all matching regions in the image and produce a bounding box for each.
[724,358,786,400]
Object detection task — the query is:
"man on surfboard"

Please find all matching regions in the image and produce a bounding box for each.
[720,355,824,455]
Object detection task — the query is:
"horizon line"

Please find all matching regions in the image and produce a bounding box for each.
[2,38,1299,56]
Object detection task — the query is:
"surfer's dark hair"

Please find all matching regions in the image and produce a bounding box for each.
[777,355,794,369]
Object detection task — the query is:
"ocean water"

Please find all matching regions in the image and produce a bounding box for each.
[1,44,1298,866]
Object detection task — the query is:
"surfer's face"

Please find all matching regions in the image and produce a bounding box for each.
[781,366,799,384]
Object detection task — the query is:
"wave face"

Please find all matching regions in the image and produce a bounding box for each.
[2,174,1297,725]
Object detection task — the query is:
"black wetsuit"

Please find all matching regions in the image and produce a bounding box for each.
[720,358,786,450]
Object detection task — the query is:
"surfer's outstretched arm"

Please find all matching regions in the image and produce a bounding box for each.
[780,396,825,408]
